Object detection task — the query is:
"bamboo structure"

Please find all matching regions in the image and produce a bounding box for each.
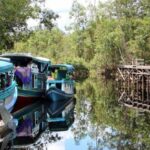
[117,64,150,112]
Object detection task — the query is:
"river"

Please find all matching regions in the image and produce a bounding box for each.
[44,78,150,150]
[11,78,150,150]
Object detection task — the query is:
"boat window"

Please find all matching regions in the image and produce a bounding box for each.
[31,63,39,73]
[40,63,48,73]
[57,70,67,80]
[0,74,5,89]
[60,67,66,70]
[33,74,38,89]
[0,72,13,89]
[6,71,12,87]
[56,83,61,89]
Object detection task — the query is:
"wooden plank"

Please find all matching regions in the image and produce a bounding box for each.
[119,65,150,70]
[132,72,150,75]
[117,68,125,80]
[123,103,150,113]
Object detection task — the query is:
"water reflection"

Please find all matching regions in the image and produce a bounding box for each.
[72,78,150,149]
[118,75,150,112]
[47,98,76,132]
[3,98,76,150]
[2,78,150,149]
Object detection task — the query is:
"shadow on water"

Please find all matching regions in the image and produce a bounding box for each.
[4,77,150,150]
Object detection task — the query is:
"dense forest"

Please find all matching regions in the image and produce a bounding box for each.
[0,0,150,77]
[0,1,150,148]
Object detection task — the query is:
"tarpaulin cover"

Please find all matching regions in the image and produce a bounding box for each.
[15,67,32,84]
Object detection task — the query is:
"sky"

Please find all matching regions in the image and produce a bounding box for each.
[47,130,97,150]
[44,0,98,31]
[28,0,103,31]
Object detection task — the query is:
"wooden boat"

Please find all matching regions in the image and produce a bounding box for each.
[47,98,75,131]
[46,64,75,102]
[0,58,17,112]
[1,53,50,111]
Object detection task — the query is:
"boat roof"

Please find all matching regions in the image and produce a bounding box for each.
[1,53,50,64]
[50,64,74,72]
[0,60,13,73]
[0,57,11,62]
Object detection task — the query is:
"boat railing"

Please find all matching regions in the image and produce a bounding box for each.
[47,79,74,84]
[0,81,16,100]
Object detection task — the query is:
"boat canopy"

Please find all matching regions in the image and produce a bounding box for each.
[0,57,11,63]
[0,60,13,73]
[1,53,51,74]
[49,64,74,73]
[1,53,51,66]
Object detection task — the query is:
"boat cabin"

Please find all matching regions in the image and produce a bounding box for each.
[0,59,14,90]
[48,64,75,94]
[49,64,74,80]
[1,53,51,91]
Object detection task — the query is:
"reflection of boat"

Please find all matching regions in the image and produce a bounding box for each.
[46,64,75,102]
[12,101,47,145]
[46,86,74,102]
[0,59,17,112]
[47,98,75,117]
[47,98,75,131]
[1,53,50,111]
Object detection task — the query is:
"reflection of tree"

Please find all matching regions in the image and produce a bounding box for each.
[73,78,150,149]
[20,129,62,150]
[72,98,91,145]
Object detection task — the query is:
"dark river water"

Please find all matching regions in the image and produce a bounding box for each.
[13,78,150,150]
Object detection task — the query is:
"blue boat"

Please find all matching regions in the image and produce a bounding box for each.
[46,64,75,102]
[0,59,17,112]
[1,53,51,111]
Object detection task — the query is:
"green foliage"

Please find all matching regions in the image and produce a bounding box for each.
[14,28,64,61]
[1,0,150,148]
[74,78,150,149]
[0,0,38,50]
[0,0,58,51]
[1,0,150,78]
